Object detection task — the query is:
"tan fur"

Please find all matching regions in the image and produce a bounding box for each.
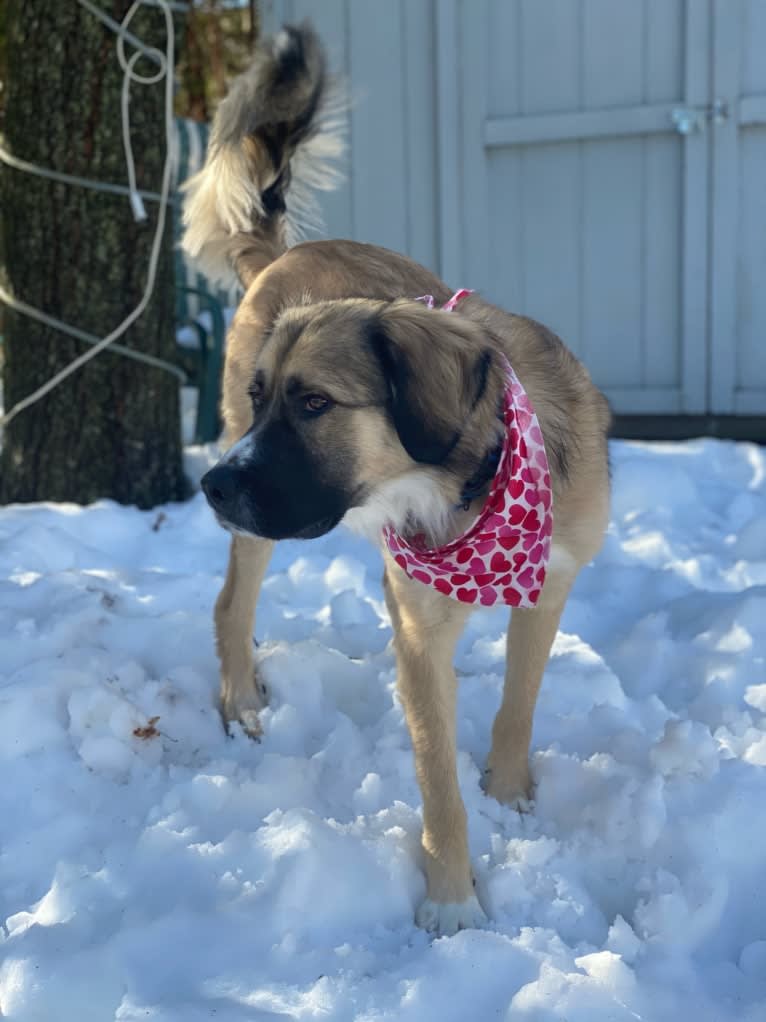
[208,242,610,937]
[382,562,475,908]
[215,533,274,734]
[186,23,610,937]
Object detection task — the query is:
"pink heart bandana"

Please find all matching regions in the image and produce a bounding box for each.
[382,291,553,608]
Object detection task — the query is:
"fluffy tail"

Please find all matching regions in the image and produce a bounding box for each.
[181,22,344,288]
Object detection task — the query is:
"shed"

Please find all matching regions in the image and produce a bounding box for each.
[263,0,766,431]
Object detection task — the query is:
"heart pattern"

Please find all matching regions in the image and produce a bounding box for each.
[383,301,553,610]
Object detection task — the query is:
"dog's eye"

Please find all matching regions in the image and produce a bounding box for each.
[303,394,332,414]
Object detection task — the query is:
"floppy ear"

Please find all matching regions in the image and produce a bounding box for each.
[369,301,498,465]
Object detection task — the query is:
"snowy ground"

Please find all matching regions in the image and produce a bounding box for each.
[1,437,765,1021]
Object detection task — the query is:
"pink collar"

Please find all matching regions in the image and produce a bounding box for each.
[382,291,553,608]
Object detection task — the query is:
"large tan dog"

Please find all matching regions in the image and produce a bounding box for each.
[183,24,611,936]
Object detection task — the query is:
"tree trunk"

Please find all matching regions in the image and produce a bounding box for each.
[1,0,187,508]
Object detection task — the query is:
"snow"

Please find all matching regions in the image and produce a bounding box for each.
[0,436,765,1021]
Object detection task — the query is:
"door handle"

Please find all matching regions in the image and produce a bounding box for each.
[671,100,729,135]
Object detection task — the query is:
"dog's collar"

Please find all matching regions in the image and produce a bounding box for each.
[383,291,553,608]
[415,288,475,312]
[457,439,502,511]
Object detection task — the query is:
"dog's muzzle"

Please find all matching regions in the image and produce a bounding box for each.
[200,458,349,540]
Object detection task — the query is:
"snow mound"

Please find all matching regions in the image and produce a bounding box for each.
[0,438,765,1020]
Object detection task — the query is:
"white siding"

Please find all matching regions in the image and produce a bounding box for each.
[262,0,766,417]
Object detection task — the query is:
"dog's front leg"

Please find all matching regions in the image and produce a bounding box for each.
[215,534,274,736]
[484,566,575,807]
[384,561,487,937]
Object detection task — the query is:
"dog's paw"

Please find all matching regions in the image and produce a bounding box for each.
[415,894,488,937]
[221,675,268,739]
[481,766,534,812]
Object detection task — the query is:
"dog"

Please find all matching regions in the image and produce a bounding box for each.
[183,23,611,937]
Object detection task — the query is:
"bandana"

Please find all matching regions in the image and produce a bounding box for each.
[382,291,553,608]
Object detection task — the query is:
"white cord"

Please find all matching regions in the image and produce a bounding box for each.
[115,1,168,222]
[0,142,166,203]
[74,0,164,66]
[0,0,179,430]
[0,284,186,382]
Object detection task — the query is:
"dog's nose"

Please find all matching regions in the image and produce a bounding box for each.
[201,464,241,514]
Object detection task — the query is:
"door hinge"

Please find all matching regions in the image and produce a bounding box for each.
[671,100,729,135]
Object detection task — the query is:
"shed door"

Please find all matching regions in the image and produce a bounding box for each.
[438,0,710,416]
[710,0,766,414]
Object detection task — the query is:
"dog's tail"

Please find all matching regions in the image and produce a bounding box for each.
[181,22,344,288]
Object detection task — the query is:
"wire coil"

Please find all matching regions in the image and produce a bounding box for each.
[0,0,186,430]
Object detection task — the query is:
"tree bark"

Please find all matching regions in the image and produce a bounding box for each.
[1,0,187,508]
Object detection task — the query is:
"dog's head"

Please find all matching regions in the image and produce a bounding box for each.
[201,299,504,541]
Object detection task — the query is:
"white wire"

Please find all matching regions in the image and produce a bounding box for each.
[0,284,186,382]
[75,0,164,66]
[115,0,167,221]
[0,0,178,430]
[0,141,166,203]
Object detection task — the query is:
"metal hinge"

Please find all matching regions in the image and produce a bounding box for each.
[671,100,729,135]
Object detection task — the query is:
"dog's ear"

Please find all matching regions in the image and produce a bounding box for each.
[369,301,500,465]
